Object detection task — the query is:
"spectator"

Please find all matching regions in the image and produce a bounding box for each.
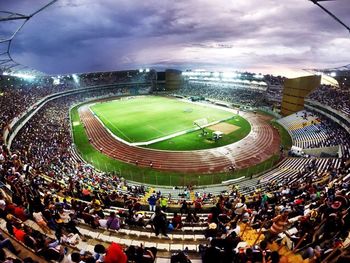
[147,194,157,212]
[106,211,120,230]
[150,207,168,237]
[172,212,182,230]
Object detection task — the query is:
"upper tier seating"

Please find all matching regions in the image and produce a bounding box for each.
[308,85,350,117]
[277,111,350,158]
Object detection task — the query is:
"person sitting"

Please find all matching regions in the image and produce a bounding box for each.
[93,244,106,262]
[0,231,21,254]
[106,212,120,230]
[172,212,183,230]
[185,212,199,224]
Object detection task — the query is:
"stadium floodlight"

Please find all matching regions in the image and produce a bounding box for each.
[255,74,264,79]
[72,73,80,84]
[213,72,220,78]
[139,68,143,73]
[3,71,36,80]
[52,76,60,85]
[330,72,337,77]
[145,68,150,73]
[222,72,237,79]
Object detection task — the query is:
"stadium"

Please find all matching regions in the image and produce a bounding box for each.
[0,0,349,263]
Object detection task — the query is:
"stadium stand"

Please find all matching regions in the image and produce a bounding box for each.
[0,71,349,262]
[308,85,350,117]
[179,75,270,108]
[277,110,350,159]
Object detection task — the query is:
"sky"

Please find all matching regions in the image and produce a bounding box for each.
[1,0,350,77]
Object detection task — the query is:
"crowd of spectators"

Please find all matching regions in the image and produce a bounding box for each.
[289,111,350,159]
[0,141,349,262]
[0,72,349,262]
[0,76,73,138]
[179,82,270,107]
[198,156,350,262]
[79,70,156,87]
[308,85,350,117]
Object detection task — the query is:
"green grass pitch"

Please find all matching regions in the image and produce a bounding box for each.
[90,96,252,150]
[91,96,235,143]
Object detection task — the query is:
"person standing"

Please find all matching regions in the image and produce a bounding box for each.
[147,194,157,212]
[268,209,290,241]
[160,196,168,212]
[151,207,168,237]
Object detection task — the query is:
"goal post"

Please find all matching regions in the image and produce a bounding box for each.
[193,118,208,127]
[193,118,209,135]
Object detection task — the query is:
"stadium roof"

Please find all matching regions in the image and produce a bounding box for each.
[306,63,350,88]
[0,0,57,76]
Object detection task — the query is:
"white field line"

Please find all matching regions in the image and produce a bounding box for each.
[87,97,253,147]
[89,103,234,146]
[131,117,231,146]
[87,106,134,146]
[146,124,166,136]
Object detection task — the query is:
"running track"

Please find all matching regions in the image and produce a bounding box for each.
[79,104,280,174]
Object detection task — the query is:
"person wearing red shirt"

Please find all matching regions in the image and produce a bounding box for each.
[13,225,26,242]
[14,205,27,221]
[104,242,127,263]
[172,212,182,230]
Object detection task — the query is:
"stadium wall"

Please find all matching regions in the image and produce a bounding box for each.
[165,69,182,90]
[281,75,321,116]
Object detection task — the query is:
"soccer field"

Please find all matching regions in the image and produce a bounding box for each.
[71,101,282,185]
[91,96,235,143]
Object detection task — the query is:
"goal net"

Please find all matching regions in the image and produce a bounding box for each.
[193,118,208,128]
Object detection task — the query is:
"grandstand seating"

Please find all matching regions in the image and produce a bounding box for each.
[277,110,350,158]
[308,85,350,117]
[0,72,349,262]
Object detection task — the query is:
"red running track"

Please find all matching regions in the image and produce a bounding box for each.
[79,104,280,174]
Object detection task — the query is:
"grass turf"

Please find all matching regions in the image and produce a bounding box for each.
[71,100,280,186]
[146,116,251,150]
[90,96,234,143]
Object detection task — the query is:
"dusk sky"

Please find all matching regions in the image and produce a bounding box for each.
[1,0,350,77]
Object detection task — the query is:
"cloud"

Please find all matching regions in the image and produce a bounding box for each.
[0,0,349,76]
